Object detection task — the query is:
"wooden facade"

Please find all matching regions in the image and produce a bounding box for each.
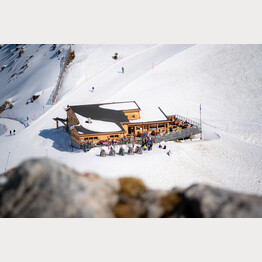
[65,103,171,148]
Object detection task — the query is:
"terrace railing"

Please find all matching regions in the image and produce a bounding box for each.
[154,127,201,143]
[173,114,201,130]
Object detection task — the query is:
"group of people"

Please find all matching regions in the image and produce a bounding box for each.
[142,136,154,151]
[159,143,172,156]
[9,129,16,136]
[169,116,194,129]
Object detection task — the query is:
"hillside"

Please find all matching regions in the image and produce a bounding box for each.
[0,44,262,195]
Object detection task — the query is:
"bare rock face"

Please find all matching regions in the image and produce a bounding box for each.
[1,158,262,218]
[178,184,262,218]
[0,158,119,218]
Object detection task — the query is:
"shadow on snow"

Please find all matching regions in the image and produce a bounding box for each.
[39,127,81,153]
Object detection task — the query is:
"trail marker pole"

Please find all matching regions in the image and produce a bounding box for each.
[5,152,11,172]
[200,104,202,140]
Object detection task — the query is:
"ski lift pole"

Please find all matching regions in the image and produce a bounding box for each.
[5,152,11,173]
[200,104,202,140]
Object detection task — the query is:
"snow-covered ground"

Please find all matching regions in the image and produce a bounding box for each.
[0,44,262,195]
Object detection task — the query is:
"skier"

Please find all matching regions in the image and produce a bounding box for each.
[92,87,94,92]
[10,130,12,136]
[167,150,171,156]
[121,67,124,73]
[163,145,166,150]
[13,129,16,135]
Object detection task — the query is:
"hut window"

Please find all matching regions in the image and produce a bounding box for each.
[132,115,135,118]
[94,137,98,139]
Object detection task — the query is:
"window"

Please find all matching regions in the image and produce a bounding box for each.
[94,137,98,139]
[132,115,135,118]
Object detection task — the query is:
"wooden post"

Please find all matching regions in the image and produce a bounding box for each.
[200,104,202,139]
[56,120,59,129]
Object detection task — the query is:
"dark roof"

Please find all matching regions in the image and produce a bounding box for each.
[70,103,129,135]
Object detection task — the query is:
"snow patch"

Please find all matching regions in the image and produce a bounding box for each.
[75,113,122,133]
[99,101,139,111]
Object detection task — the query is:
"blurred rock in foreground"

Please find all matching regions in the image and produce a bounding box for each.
[0,158,262,218]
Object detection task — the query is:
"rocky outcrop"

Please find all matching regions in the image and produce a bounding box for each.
[0,158,119,217]
[1,158,262,218]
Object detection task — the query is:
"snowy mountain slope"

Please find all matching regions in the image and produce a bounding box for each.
[0,44,69,122]
[0,44,262,195]
[111,45,262,145]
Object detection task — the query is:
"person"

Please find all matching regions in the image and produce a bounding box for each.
[159,144,162,148]
[13,129,16,135]
[143,145,147,151]
[167,150,171,156]
[91,87,94,92]
[10,130,12,136]
[163,145,166,149]
[121,67,124,73]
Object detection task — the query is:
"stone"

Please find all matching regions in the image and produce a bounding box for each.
[179,184,262,218]
[1,158,262,218]
[0,158,119,218]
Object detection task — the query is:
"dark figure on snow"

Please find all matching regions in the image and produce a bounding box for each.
[10,130,12,136]
[119,146,125,156]
[128,146,134,155]
[109,147,116,156]
[135,146,142,154]
[13,129,16,135]
[92,87,94,92]
[121,67,124,73]
[100,149,106,157]
[163,145,166,150]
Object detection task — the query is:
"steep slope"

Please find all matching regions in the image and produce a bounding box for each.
[0,44,68,123]
[1,44,262,195]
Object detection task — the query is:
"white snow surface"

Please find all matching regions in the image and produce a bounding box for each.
[75,113,121,133]
[99,101,139,111]
[130,106,167,123]
[1,44,262,195]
